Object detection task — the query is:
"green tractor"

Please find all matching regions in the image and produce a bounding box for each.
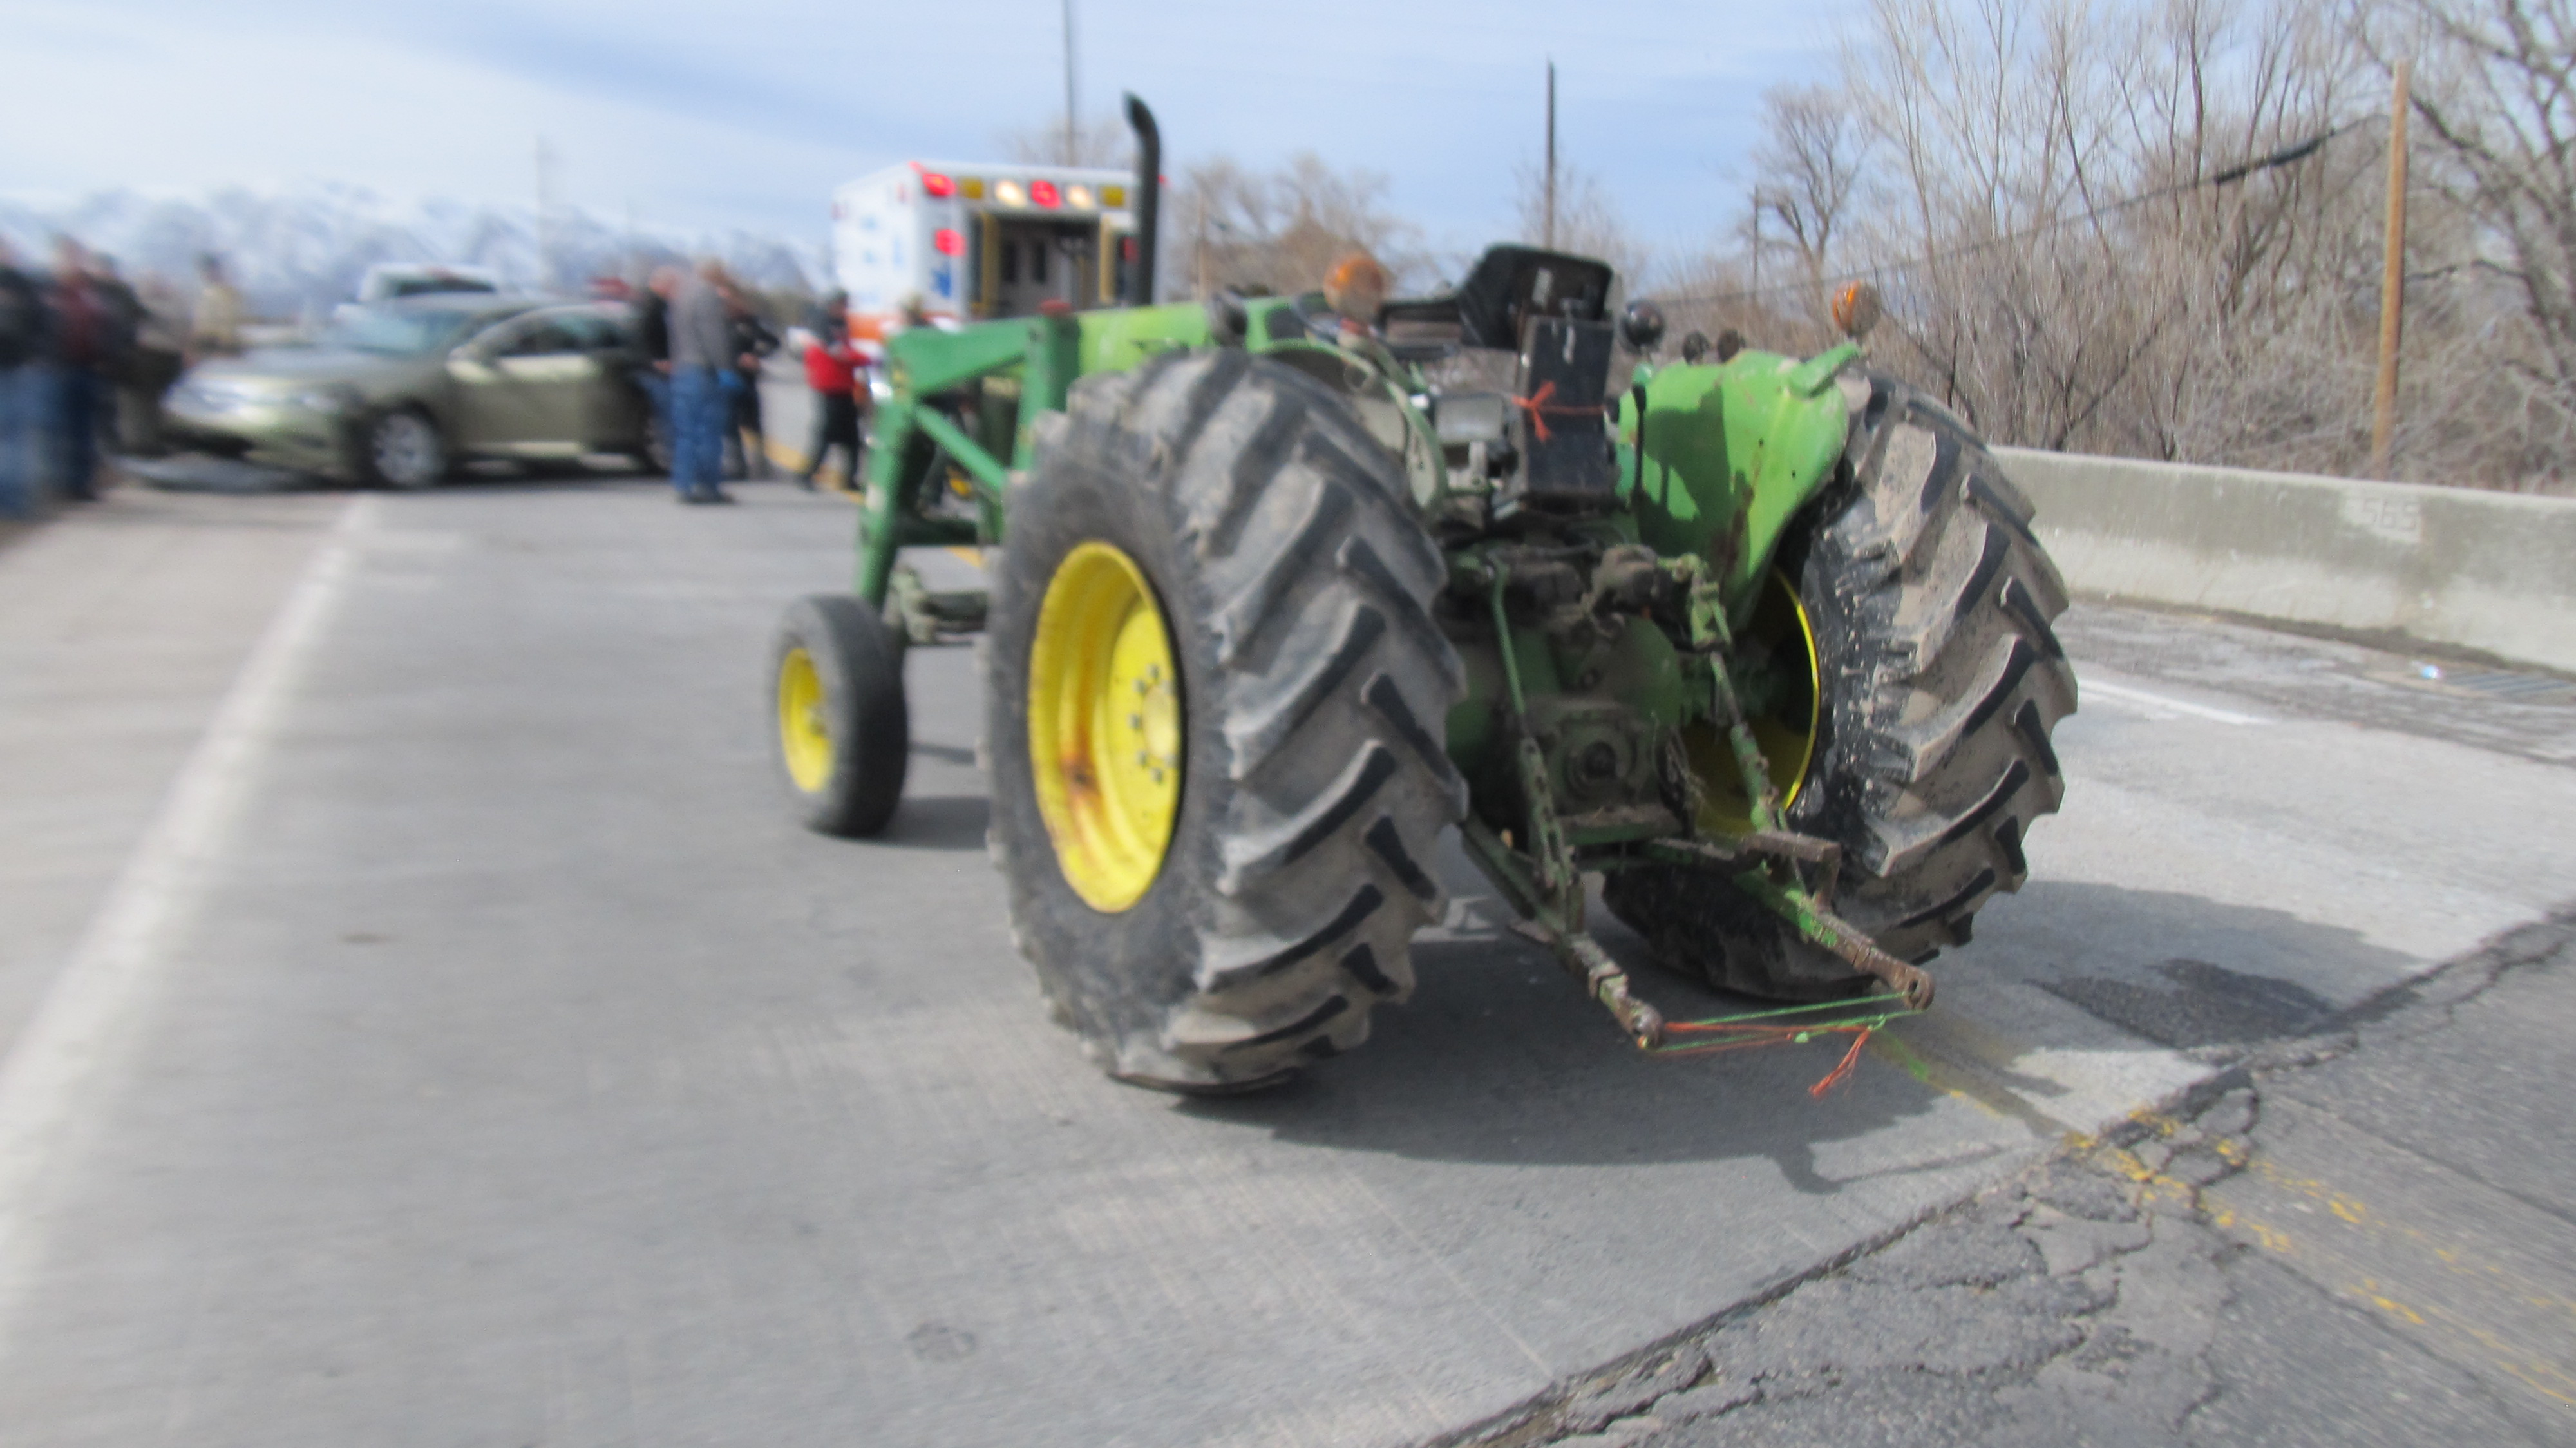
[772,99,2076,1090]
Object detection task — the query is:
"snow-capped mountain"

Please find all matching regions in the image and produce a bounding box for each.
[0,185,824,319]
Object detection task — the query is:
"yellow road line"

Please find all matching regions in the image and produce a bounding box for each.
[761,437,860,497]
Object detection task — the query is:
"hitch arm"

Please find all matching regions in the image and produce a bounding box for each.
[1461,817,1665,1048]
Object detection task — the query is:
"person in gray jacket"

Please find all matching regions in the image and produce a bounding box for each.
[666,260,734,504]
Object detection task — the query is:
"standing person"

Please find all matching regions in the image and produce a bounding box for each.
[0,238,44,519]
[87,253,142,458]
[796,310,866,492]
[799,288,840,336]
[187,254,243,365]
[44,238,111,502]
[120,271,187,457]
[630,266,677,472]
[719,280,779,481]
[666,260,734,504]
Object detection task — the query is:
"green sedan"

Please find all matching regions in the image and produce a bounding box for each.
[166,296,664,488]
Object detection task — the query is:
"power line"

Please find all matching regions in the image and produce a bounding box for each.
[1650,117,2374,310]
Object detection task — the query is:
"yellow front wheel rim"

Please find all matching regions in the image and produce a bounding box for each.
[1027,542,1183,913]
[777,646,835,794]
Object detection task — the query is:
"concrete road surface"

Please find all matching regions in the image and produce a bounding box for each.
[0,478,2570,1447]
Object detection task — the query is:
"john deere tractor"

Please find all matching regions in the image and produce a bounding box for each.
[771,99,2075,1090]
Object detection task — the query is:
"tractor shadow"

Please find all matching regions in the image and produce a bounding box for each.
[1181,872,2429,1194]
[1182,918,1977,1196]
[877,794,989,852]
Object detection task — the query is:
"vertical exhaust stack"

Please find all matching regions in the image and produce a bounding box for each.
[1123,93,1160,307]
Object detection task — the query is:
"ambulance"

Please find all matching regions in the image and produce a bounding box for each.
[829,160,1142,336]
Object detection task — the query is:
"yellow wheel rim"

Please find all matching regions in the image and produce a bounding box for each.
[777,645,835,794]
[1688,569,1822,832]
[1027,542,1183,913]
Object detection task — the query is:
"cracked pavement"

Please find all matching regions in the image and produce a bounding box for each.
[1464,907,2576,1447]
[6,463,2575,1446]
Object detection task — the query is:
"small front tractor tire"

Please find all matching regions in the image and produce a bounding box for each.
[772,594,909,837]
[1607,375,2078,998]
[985,352,1466,1091]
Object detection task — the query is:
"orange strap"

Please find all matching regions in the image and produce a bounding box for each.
[1509,380,1602,444]
[1808,1028,1872,1098]
[1652,1021,1878,1096]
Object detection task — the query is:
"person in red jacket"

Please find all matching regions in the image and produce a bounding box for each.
[797,306,868,491]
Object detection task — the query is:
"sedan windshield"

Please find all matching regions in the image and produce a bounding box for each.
[322,307,493,357]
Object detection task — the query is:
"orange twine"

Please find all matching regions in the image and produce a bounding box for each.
[1508,380,1602,444]
[1652,1022,1878,1096]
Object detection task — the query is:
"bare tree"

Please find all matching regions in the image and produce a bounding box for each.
[1799,0,2409,463]
[994,111,1133,169]
[1173,153,1430,298]
[2363,0,2576,462]
[1752,85,1868,323]
[1622,0,2562,488]
[1511,160,1653,294]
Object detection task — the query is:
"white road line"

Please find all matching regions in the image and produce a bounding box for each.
[2083,679,2270,727]
[0,494,371,1322]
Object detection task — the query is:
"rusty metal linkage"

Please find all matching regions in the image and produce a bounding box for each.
[1457,551,1928,1056]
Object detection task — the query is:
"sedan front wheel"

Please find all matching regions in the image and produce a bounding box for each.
[367,410,448,490]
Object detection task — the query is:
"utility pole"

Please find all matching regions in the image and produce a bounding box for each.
[1543,61,1558,251]
[1750,188,1762,301]
[535,137,554,294]
[2370,59,2411,477]
[1061,0,1079,167]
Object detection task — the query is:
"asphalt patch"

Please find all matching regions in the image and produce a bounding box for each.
[2040,958,2335,1049]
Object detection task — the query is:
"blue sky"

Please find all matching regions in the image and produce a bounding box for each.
[1,0,1852,274]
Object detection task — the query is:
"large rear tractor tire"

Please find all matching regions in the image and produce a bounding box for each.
[1607,375,2078,998]
[772,594,909,837]
[986,352,1466,1091]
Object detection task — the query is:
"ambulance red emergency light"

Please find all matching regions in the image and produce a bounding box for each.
[829,161,1141,338]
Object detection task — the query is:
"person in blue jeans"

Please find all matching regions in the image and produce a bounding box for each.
[43,238,113,502]
[629,266,677,469]
[0,238,43,519]
[665,261,734,504]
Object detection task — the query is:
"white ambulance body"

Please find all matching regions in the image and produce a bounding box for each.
[830,161,1140,336]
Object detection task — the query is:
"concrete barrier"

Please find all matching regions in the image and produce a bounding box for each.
[1994,446,2576,675]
